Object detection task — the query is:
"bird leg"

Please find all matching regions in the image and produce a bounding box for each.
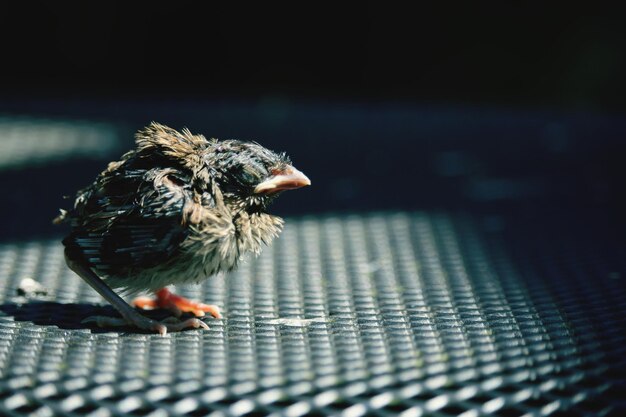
[65,249,209,336]
[133,288,222,319]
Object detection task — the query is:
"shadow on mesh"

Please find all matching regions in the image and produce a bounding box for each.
[0,301,206,334]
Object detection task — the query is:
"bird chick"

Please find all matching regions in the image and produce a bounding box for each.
[55,122,310,335]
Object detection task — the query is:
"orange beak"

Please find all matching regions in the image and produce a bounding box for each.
[254,165,311,194]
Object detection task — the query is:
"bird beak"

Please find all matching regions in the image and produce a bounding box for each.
[254,166,311,194]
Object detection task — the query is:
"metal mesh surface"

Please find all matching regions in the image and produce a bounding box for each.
[0,212,624,416]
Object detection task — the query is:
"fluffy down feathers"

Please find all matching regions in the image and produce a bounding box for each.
[58,122,300,293]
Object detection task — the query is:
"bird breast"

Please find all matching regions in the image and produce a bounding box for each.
[177,209,283,282]
[105,208,283,292]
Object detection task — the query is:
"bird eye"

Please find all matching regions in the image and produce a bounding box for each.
[238,162,268,187]
[239,170,256,185]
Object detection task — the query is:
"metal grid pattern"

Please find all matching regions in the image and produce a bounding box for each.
[0,212,624,416]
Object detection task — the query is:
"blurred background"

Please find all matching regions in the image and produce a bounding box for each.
[0,3,625,241]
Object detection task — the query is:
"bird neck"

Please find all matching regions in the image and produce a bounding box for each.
[226,195,271,216]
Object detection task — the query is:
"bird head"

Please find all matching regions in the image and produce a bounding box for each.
[205,140,310,212]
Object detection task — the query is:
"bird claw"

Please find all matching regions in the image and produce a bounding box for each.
[81,314,209,336]
[159,318,210,335]
[133,288,222,319]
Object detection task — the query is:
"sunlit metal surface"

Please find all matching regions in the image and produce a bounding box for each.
[0,212,624,416]
[0,116,120,170]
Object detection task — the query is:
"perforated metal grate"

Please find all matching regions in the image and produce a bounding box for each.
[0,212,624,416]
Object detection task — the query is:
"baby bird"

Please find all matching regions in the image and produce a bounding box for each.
[55,122,310,335]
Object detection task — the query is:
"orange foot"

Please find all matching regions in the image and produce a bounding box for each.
[133,288,222,319]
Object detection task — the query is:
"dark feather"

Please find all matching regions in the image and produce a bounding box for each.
[63,166,195,275]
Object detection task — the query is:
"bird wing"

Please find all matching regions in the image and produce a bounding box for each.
[64,167,213,276]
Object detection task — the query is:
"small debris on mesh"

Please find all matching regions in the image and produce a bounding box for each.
[267,317,327,327]
[17,278,49,297]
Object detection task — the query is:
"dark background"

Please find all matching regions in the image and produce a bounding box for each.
[0,3,625,240]
[2,3,626,108]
